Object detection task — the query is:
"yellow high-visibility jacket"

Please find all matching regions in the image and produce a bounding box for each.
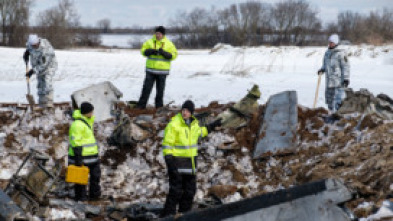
[162,113,208,174]
[68,110,99,165]
[141,35,178,75]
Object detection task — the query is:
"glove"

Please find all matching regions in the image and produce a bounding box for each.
[23,49,30,63]
[26,69,34,78]
[207,118,222,133]
[158,48,172,59]
[73,147,83,166]
[343,80,349,87]
[317,69,324,75]
[144,49,158,56]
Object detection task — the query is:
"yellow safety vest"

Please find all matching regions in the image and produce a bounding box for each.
[162,113,208,174]
[68,110,99,164]
[141,35,178,74]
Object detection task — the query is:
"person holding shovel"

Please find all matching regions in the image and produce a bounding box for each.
[317,34,350,115]
[23,34,57,108]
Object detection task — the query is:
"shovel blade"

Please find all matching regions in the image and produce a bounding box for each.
[26,94,35,106]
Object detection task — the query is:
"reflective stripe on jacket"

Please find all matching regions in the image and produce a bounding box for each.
[68,110,99,164]
[162,113,208,174]
[141,35,177,74]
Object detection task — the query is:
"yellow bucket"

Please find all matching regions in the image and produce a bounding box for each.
[66,165,89,185]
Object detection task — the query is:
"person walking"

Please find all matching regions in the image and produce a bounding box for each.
[68,102,101,201]
[137,26,178,109]
[23,34,58,108]
[160,100,222,217]
[318,34,350,113]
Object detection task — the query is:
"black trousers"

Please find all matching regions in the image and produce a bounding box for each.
[162,159,196,216]
[137,71,167,108]
[74,162,101,201]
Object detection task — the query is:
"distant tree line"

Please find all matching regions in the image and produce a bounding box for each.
[170,0,393,48]
[0,0,392,49]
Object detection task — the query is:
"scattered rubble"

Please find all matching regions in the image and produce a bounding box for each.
[0,89,392,220]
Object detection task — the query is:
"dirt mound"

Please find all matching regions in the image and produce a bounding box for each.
[0,102,392,219]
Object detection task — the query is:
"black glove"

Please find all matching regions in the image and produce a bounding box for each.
[73,147,83,166]
[26,69,34,78]
[343,80,349,87]
[158,48,172,59]
[207,118,222,133]
[23,49,30,64]
[144,49,158,56]
[317,69,325,75]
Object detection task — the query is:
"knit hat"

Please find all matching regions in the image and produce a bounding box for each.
[27,34,39,46]
[182,100,195,114]
[328,34,339,45]
[155,26,166,35]
[80,102,94,115]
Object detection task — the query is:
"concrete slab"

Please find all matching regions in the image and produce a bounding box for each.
[71,81,123,122]
[253,91,298,159]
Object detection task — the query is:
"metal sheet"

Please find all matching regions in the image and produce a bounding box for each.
[71,81,123,122]
[253,91,298,159]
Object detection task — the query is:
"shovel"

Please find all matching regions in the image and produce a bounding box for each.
[25,62,35,106]
[313,74,322,108]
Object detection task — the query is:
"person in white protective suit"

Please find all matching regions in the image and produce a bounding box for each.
[23,34,58,108]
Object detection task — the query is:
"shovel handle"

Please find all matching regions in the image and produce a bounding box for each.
[313,74,322,108]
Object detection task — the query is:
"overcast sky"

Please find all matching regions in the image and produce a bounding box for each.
[31,0,393,28]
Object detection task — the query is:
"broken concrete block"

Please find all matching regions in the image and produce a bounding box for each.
[160,179,353,221]
[218,85,260,128]
[253,91,298,159]
[71,81,123,122]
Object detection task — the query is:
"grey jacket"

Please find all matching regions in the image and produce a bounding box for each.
[27,39,58,76]
[320,46,350,88]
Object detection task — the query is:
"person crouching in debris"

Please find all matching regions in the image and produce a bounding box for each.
[160,100,222,217]
[23,34,58,108]
[68,102,101,201]
[318,34,350,114]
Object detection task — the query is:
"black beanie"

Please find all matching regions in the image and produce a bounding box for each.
[182,100,195,114]
[155,26,166,35]
[80,102,94,115]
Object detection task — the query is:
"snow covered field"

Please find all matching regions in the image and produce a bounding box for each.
[0,44,391,108]
[0,44,392,220]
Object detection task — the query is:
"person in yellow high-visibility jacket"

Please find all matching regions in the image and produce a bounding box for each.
[160,100,222,217]
[68,102,101,201]
[137,26,178,109]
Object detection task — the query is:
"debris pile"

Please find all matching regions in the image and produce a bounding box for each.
[0,89,392,220]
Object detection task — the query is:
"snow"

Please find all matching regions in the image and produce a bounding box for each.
[0,44,391,109]
[0,43,392,220]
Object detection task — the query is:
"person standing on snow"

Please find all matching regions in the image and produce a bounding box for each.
[160,100,222,217]
[23,34,58,108]
[68,102,101,201]
[136,26,178,109]
[318,34,350,113]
